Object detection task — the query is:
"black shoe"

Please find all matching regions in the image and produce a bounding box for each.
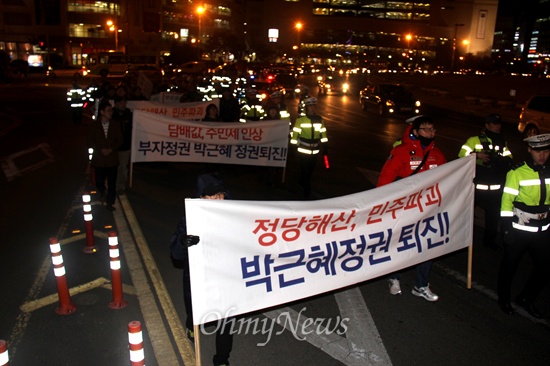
[498,301,515,315]
[516,298,543,319]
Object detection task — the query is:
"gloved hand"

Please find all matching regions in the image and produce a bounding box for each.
[180,235,200,247]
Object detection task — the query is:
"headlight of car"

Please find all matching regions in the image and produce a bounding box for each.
[386,100,395,107]
[343,83,349,91]
[415,100,421,107]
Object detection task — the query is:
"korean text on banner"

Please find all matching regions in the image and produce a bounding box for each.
[186,155,476,325]
[130,109,290,167]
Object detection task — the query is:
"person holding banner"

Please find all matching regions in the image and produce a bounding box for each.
[219,87,240,122]
[458,114,513,250]
[497,134,550,319]
[290,97,329,199]
[377,115,446,301]
[170,173,234,366]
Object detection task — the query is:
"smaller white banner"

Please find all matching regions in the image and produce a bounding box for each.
[127,100,219,121]
[131,110,290,167]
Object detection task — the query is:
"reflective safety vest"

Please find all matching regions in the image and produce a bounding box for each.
[240,98,265,122]
[459,133,512,190]
[501,162,550,232]
[67,87,86,108]
[290,114,328,154]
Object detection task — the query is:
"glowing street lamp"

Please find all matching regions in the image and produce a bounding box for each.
[295,22,303,64]
[107,20,119,52]
[197,5,205,60]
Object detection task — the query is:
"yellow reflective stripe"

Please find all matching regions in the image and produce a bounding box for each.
[320,137,328,143]
[501,210,514,217]
[474,144,484,150]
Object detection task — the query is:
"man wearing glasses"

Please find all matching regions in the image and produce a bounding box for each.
[377,115,447,301]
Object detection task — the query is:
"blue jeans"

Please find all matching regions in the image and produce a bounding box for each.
[389,260,432,288]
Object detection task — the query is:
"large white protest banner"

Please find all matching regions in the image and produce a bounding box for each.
[131,109,290,166]
[186,155,476,325]
[127,100,218,120]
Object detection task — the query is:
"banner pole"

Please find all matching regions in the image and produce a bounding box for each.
[194,324,202,366]
[129,162,134,189]
[467,244,473,289]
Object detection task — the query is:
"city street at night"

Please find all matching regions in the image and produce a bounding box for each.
[0,72,549,365]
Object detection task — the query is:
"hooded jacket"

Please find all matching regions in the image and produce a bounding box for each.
[377,124,447,187]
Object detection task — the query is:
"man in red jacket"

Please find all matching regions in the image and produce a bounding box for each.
[377,115,447,301]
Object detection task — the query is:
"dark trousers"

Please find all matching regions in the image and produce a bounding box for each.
[183,256,233,365]
[475,189,502,246]
[71,107,83,125]
[94,165,117,205]
[497,229,550,303]
[298,153,318,198]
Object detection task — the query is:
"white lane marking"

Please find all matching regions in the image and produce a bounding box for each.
[264,290,392,366]
[334,288,392,365]
[116,195,195,365]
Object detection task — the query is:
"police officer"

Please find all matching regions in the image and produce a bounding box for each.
[239,88,265,122]
[497,134,550,318]
[458,114,513,249]
[290,97,328,198]
[67,74,87,125]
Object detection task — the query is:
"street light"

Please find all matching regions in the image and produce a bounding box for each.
[295,22,303,64]
[405,34,412,69]
[451,23,464,72]
[196,5,205,60]
[107,20,119,52]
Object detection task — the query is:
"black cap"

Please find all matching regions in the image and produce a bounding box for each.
[485,113,502,124]
[202,183,226,196]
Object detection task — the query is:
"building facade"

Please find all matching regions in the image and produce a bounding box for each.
[249,0,499,69]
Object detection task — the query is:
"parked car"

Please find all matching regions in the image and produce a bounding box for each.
[518,95,550,136]
[359,82,421,116]
[318,74,350,95]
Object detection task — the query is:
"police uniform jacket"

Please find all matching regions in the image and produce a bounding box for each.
[290,113,328,154]
[458,131,512,188]
[378,124,446,187]
[501,160,550,232]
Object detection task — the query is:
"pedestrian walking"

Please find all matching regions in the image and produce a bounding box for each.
[377,115,446,301]
[111,96,133,195]
[170,173,234,366]
[88,101,123,211]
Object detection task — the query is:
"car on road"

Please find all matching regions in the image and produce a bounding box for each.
[274,73,298,97]
[360,82,421,116]
[518,95,550,136]
[249,80,285,101]
[318,74,350,95]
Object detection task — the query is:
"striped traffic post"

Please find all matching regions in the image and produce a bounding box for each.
[128,321,145,366]
[82,191,97,254]
[108,231,127,309]
[0,340,8,366]
[88,148,96,186]
[49,237,76,315]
